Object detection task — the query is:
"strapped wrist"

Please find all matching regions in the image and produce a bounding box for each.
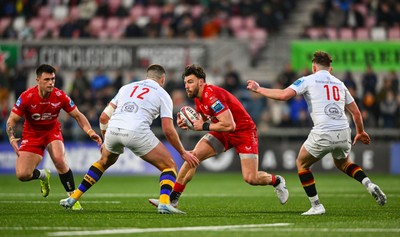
[202,122,210,131]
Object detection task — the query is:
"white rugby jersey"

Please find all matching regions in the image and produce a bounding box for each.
[289,70,354,132]
[108,79,173,131]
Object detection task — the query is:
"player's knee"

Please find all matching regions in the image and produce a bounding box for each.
[243,174,258,185]
[15,171,31,182]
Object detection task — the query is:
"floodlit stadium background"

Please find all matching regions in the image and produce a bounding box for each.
[0,0,399,175]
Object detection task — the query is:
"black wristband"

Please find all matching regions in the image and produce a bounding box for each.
[202,122,210,131]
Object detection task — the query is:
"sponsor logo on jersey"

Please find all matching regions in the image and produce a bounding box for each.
[211,100,225,113]
[55,91,62,96]
[324,103,343,119]
[122,101,138,113]
[16,97,22,107]
[293,78,304,86]
[69,99,75,107]
[31,105,37,109]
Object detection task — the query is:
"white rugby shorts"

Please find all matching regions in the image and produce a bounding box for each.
[104,127,159,157]
[304,128,351,159]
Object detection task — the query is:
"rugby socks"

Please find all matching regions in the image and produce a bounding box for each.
[271,174,281,187]
[159,168,177,205]
[170,182,186,203]
[299,170,320,206]
[344,163,368,183]
[59,169,75,193]
[299,170,317,197]
[32,169,41,180]
[71,162,105,200]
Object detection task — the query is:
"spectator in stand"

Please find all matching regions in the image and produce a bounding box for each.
[256,4,280,33]
[344,3,365,28]
[70,68,91,107]
[327,3,347,29]
[124,16,144,38]
[342,70,357,92]
[277,63,297,88]
[222,61,242,95]
[379,90,398,128]
[362,91,379,127]
[311,3,328,27]
[361,64,378,96]
[376,2,395,27]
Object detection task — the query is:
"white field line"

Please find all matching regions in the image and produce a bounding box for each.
[47,224,292,236]
[44,225,400,236]
[0,200,120,204]
[1,193,399,198]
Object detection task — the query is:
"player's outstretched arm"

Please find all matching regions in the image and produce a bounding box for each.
[246,80,296,101]
[161,117,199,168]
[6,112,22,156]
[68,107,102,146]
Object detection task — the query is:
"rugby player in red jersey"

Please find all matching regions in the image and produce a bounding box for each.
[150,64,289,208]
[6,64,102,210]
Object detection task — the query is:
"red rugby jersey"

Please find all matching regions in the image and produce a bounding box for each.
[12,86,76,132]
[194,84,255,132]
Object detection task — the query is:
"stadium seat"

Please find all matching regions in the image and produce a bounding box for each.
[307,27,321,39]
[339,28,354,40]
[229,16,243,32]
[146,5,161,21]
[371,27,386,40]
[106,17,121,33]
[89,17,105,37]
[12,16,26,33]
[365,15,376,28]
[38,6,52,19]
[387,27,400,39]
[234,28,250,40]
[355,28,370,40]
[129,5,145,18]
[191,5,204,19]
[0,17,12,35]
[243,16,256,30]
[52,5,69,20]
[325,27,338,40]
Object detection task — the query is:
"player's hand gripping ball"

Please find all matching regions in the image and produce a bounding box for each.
[179,106,199,130]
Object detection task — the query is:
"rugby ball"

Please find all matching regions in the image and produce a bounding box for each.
[179,106,198,130]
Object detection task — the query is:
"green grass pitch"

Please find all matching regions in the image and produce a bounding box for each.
[0,172,399,237]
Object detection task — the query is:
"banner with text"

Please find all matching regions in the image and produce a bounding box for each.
[291,41,400,72]
[20,43,207,70]
[0,141,394,174]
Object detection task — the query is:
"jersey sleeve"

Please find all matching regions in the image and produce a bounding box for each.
[289,77,307,95]
[159,90,173,119]
[61,92,77,113]
[205,90,228,116]
[344,86,355,105]
[11,95,25,117]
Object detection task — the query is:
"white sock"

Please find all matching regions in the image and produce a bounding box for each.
[38,169,47,180]
[361,177,372,188]
[309,195,321,207]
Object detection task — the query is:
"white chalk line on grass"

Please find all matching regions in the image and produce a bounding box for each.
[46,223,292,236]
[1,193,399,198]
[0,200,120,204]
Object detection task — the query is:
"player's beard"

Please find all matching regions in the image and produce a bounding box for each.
[187,86,199,98]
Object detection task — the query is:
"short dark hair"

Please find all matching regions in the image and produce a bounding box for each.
[182,64,206,82]
[312,51,332,67]
[36,64,56,77]
[146,64,166,80]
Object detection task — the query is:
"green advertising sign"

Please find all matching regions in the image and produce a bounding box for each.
[0,43,19,67]
[291,41,400,72]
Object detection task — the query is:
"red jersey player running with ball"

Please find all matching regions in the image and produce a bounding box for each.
[6,64,102,210]
[149,64,288,209]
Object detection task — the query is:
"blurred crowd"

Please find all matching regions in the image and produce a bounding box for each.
[0,60,399,142]
[299,0,400,40]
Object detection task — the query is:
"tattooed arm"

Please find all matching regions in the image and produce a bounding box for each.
[6,112,22,156]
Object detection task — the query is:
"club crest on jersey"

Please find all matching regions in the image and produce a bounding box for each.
[293,78,304,86]
[51,102,61,107]
[55,91,62,96]
[211,100,225,113]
